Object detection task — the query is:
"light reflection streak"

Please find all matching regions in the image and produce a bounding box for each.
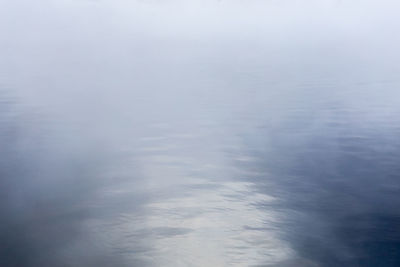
[92,178,294,266]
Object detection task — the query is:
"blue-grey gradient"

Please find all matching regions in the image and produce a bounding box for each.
[1,0,400,266]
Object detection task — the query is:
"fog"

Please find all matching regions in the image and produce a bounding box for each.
[1,0,400,266]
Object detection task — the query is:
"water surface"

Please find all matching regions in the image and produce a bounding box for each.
[1,1,400,266]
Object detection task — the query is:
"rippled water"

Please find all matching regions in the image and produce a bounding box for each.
[1,1,400,266]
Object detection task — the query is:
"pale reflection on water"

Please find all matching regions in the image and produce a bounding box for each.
[96,180,289,266]
[84,122,295,266]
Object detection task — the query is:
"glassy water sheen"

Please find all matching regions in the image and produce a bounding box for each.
[1,1,400,266]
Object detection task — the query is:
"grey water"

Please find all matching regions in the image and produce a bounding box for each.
[1,1,400,266]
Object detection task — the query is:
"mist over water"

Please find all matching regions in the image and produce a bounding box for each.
[1,0,400,266]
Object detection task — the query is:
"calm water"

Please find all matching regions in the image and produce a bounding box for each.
[1,1,400,266]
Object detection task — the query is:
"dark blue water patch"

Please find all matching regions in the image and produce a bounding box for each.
[237,102,400,266]
[0,94,133,267]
